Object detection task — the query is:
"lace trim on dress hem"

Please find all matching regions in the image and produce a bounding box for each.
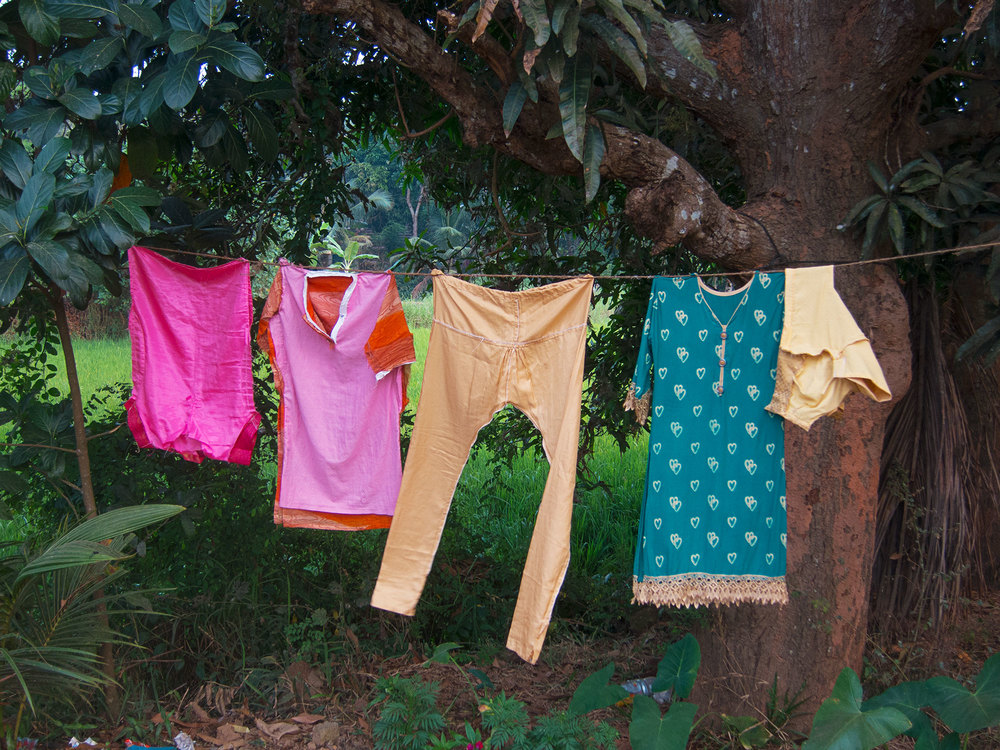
[624,381,651,425]
[632,574,789,607]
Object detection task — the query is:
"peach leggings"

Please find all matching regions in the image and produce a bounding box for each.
[371,271,594,663]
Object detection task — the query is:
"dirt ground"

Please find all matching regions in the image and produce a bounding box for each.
[76,592,1000,750]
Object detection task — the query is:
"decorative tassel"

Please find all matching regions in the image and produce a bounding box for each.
[624,381,651,425]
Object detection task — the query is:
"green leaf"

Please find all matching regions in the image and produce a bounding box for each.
[109,195,149,233]
[59,17,98,37]
[168,28,205,52]
[89,166,113,206]
[162,52,200,109]
[551,0,573,35]
[559,52,593,163]
[721,714,772,748]
[26,239,70,281]
[59,504,185,545]
[243,106,278,162]
[597,0,647,57]
[897,196,947,229]
[199,35,265,81]
[662,20,715,78]
[581,15,646,87]
[18,541,122,578]
[0,141,34,189]
[922,653,1000,733]
[80,36,125,75]
[0,62,18,101]
[519,0,550,47]
[58,87,103,119]
[47,0,116,18]
[956,315,1000,364]
[114,75,143,124]
[628,696,698,750]
[247,76,293,100]
[862,200,886,255]
[24,67,56,99]
[167,0,204,32]
[864,682,939,747]
[5,101,66,147]
[887,203,904,252]
[502,81,528,137]
[110,185,161,206]
[583,122,604,203]
[840,194,883,229]
[560,2,581,56]
[801,668,911,750]
[19,0,60,46]
[16,172,56,235]
[867,161,889,193]
[900,173,940,194]
[424,642,461,664]
[34,136,72,174]
[653,633,701,700]
[568,662,629,715]
[194,0,225,27]
[0,249,30,306]
[117,2,162,37]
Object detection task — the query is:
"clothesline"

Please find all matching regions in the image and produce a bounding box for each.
[137,240,999,279]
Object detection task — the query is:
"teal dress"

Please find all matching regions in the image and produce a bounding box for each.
[629,273,788,607]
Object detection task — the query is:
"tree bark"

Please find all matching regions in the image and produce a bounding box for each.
[50,288,121,718]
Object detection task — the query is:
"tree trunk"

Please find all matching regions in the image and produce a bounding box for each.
[51,289,121,718]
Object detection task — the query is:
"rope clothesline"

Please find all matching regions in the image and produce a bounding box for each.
[137,240,999,280]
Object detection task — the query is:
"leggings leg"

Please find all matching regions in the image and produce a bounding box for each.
[371,325,505,616]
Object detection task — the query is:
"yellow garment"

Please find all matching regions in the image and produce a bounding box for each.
[765,265,891,429]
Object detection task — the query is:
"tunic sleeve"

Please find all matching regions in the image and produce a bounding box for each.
[365,273,417,407]
[765,265,891,430]
[624,289,656,425]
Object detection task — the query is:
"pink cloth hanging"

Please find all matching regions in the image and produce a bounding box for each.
[125,246,260,464]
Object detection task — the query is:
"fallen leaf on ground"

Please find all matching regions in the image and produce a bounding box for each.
[290,714,325,724]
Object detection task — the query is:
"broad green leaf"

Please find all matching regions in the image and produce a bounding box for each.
[897,196,947,228]
[581,15,646,87]
[97,205,135,247]
[559,52,593,163]
[194,0,225,27]
[956,316,1000,363]
[89,166,113,207]
[108,195,149,233]
[867,161,889,193]
[5,101,66,146]
[78,36,123,74]
[560,2,581,56]
[19,0,60,46]
[862,200,886,255]
[24,66,56,99]
[15,172,56,235]
[59,17,97,37]
[721,714,772,748]
[168,28,205,53]
[802,668,911,750]
[58,504,185,545]
[199,35,264,81]
[865,681,940,747]
[502,80,528,137]
[47,0,116,19]
[0,211,20,240]
[114,75,144,124]
[568,662,629,715]
[0,249,29,306]
[26,238,70,281]
[58,88,103,119]
[662,20,715,78]
[887,203,904,252]
[0,141,34,188]
[168,0,204,32]
[888,157,926,187]
[425,642,461,664]
[162,52,200,109]
[583,122,604,203]
[922,653,1000,733]
[653,633,701,700]
[126,127,159,178]
[0,62,17,101]
[31,209,73,238]
[99,92,122,114]
[519,0,550,46]
[243,106,278,162]
[247,75,293,100]
[840,194,882,229]
[19,540,123,578]
[110,185,161,206]
[221,124,249,172]
[628,696,698,750]
[900,173,941,193]
[117,3,162,37]
[597,0,646,57]
[34,136,72,174]
[551,0,573,35]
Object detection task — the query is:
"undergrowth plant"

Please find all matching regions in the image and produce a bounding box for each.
[370,635,1000,749]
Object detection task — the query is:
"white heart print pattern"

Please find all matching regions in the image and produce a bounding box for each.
[690,480,700,491]
[759,273,771,288]
[727,552,738,564]
[690,442,700,454]
[674,384,686,400]
[676,347,689,362]
[727,442,737,454]
[690,554,700,566]
[709,419,720,435]
[766,553,775,565]
[671,422,682,437]
[670,534,682,549]
[751,347,763,363]
[692,405,703,417]
[669,458,682,474]
[653,517,662,530]
[652,480,661,493]
[707,456,719,473]
[675,310,688,325]
[656,555,664,567]
[734,330,744,343]
[696,367,706,380]
[744,459,757,474]
[658,367,668,380]
[754,309,766,325]
[669,497,682,512]
[652,442,662,455]
[727,479,737,492]
[727,516,737,528]
[746,422,758,438]
[729,405,739,418]
[690,517,700,529]
[660,328,670,341]
[707,532,719,547]
[698,329,708,342]
[658,290,667,303]
[745,531,758,546]
[654,405,664,418]
[747,384,760,401]
[707,495,719,510]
